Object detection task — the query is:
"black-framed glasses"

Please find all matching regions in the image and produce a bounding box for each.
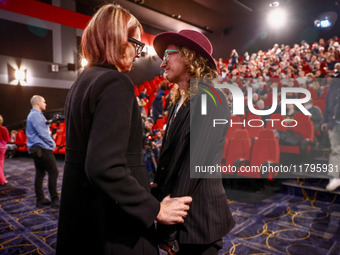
[128,37,145,56]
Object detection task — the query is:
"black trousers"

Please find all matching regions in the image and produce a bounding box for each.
[31,147,59,201]
[177,239,223,255]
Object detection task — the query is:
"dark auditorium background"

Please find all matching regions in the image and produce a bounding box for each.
[0,0,339,128]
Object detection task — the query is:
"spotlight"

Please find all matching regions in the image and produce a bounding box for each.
[81,58,88,68]
[314,18,331,28]
[267,9,287,28]
[8,64,27,85]
[171,14,181,19]
[14,69,26,82]
[314,12,337,29]
[269,1,280,8]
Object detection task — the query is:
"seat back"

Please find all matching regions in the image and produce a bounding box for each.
[266,113,287,131]
[245,114,264,139]
[222,129,251,175]
[238,129,280,178]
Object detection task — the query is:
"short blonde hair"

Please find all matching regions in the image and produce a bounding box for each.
[81,4,142,71]
[0,115,3,125]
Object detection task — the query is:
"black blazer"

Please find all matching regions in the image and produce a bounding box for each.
[154,88,235,245]
[56,64,160,255]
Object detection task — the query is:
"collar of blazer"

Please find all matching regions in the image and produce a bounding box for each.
[90,63,118,70]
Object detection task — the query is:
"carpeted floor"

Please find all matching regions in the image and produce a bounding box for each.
[0,156,340,255]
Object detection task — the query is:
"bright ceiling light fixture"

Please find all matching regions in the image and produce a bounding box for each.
[269,1,280,8]
[314,18,332,28]
[267,8,287,28]
[314,12,337,29]
[81,58,88,68]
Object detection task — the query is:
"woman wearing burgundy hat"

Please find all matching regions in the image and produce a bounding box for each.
[152,30,235,255]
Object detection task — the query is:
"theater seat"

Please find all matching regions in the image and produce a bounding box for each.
[221,129,251,175]
[266,113,287,131]
[313,99,325,114]
[237,129,280,179]
[53,130,64,154]
[222,115,243,155]
[279,112,314,155]
[15,130,28,152]
[245,114,264,140]
[153,118,166,131]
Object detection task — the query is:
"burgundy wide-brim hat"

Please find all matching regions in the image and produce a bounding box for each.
[153,29,217,69]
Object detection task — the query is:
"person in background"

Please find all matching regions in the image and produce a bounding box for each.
[6,130,18,159]
[322,63,340,191]
[152,90,165,123]
[0,115,10,185]
[305,99,323,134]
[56,4,192,255]
[26,95,59,208]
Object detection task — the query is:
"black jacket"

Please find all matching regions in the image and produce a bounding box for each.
[153,87,235,245]
[56,64,160,255]
[323,78,340,130]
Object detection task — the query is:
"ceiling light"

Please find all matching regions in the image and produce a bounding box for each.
[267,9,287,28]
[81,58,88,68]
[269,1,280,8]
[171,14,181,19]
[14,69,26,81]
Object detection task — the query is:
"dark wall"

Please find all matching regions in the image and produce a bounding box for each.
[0,18,53,62]
[0,84,68,130]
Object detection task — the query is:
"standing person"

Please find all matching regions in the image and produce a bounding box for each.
[26,95,59,208]
[152,30,235,255]
[56,4,192,255]
[0,115,10,185]
[322,63,340,191]
[152,90,165,123]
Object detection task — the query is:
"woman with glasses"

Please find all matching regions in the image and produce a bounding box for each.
[56,4,192,255]
[152,30,235,255]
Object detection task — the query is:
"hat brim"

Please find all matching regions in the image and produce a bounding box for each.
[153,32,217,69]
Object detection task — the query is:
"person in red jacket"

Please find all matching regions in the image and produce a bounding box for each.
[0,115,10,185]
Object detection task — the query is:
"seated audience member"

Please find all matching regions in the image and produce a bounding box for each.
[6,130,18,159]
[305,99,323,133]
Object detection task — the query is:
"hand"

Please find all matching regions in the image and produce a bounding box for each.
[150,182,158,189]
[156,195,192,225]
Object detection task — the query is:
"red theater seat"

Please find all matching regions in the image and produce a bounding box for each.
[222,129,252,175]
[245,114,264,140]
[15,130,28,152]
[237,129,280,179]
[222,115,243,153]
[266,113,287,131]
[279,112,314,155]
[313,99,325,114]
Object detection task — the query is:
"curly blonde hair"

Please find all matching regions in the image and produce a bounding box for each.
[171,46,218,105]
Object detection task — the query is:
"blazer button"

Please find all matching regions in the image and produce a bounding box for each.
[161,167,164,171]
